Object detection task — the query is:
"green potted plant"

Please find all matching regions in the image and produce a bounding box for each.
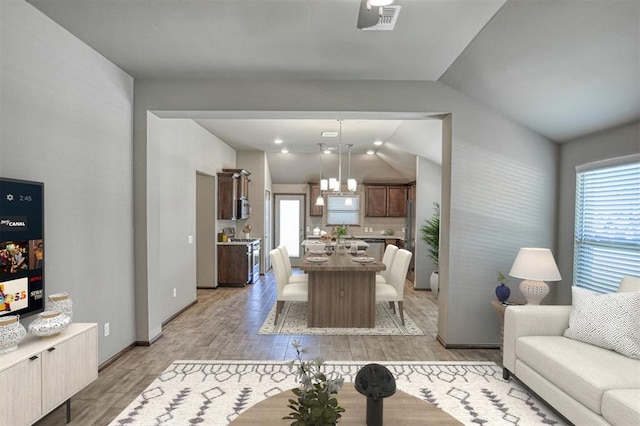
[284,341,345,425]
[420,203,440,295]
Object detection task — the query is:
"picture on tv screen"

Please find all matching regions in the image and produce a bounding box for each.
[0,178,44,319]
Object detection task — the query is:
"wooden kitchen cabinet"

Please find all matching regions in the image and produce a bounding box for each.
[309,183,323,216]
[365,185,407,217]
[218,169,251,220]
[217,244,251,286]
[365,185,388,217]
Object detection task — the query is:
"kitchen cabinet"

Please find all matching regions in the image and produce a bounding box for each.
[217,244,251,286]
[0,323,98,426]
[365,185,407,217]
[218,169,251,220]
[309,183,323,216]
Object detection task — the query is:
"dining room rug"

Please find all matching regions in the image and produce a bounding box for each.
[258,301,424,336]
[108,360,567,426]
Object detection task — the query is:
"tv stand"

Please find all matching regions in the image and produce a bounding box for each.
[0,323,98,425]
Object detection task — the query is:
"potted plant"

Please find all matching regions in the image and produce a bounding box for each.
[420,203,440,295]
[284,341,345,425]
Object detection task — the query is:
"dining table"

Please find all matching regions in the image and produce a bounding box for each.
[299,251,385,328]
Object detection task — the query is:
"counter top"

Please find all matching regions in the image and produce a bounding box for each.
[217,238,261,246]
[306,234,404,241]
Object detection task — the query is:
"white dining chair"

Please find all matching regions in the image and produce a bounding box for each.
[278,244,308,283]
[269,248,308,324]
[375,248,412,325]
[376,244,399,284]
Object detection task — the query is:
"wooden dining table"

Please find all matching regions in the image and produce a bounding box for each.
[300,252,385,328]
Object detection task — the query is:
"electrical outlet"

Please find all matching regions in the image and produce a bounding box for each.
[173,288,177,298]
[188,235,193,244]
[104,322,110,337]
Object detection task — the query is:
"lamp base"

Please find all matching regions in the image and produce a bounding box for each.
[519,280,549,305]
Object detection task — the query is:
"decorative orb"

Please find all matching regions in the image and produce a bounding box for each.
[0,315,27,354]
[28,311,71,337]
[46,292,73,320]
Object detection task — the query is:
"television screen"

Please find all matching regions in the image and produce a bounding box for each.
[0,178,44,319]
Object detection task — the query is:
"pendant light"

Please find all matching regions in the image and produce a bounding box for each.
[315,143,325,206]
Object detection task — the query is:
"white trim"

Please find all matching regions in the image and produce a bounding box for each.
[575,153,640,173]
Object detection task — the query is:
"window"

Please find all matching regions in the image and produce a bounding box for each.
[326,195,360,226]
[574,155,640,293]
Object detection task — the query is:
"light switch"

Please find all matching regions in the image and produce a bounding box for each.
[188,235,193,244]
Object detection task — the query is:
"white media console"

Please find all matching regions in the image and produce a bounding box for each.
[0,323,98,426]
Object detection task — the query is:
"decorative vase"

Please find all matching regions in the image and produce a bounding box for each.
[0,315,27,354]
[495,283,511,303]
[245,233,250,239]
[430,271,439,296]
[28,311,72,337]
[46,292,73,320]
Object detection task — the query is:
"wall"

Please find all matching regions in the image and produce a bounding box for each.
[133,80,557,346]
[414,157,442,290]
[0,0,135,363]
[556,122,640,303]
[146,116,235,336]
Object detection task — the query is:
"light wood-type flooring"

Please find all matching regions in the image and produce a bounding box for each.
[36,270,501,425]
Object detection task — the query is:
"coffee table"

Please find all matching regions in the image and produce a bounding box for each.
[229,383,462,425]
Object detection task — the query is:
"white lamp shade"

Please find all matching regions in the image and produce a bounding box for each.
[347,178,357,192]
[509,248,562,281]
[320,179,328,191]
[315,195,324,206]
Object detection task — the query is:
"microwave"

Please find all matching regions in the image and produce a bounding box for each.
[237,199,251,219]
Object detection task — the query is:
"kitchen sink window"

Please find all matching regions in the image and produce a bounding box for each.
[327,195,360,226]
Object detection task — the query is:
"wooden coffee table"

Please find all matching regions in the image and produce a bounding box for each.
[230,383,462,425]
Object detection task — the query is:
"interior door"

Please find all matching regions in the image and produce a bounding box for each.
[274,194,305,267]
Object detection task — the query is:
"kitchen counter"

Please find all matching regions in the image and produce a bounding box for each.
[217,238,261,245]
[306,234,404,241]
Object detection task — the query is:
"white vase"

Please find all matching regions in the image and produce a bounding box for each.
[28,311,72,337]
[0,315,27,354]
[430,271,439,296]
[46,292,73,320]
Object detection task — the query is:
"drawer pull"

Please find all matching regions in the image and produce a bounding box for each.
[47,347,56,352]
[29,355,38,361]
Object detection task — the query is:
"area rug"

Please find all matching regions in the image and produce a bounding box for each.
[108,360,566,426]
[258,301,424,336]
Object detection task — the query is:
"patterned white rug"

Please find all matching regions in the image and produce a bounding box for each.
[258,301,424,336]
[108,360,567,426]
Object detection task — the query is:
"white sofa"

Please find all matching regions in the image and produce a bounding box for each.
[503,276,640,426]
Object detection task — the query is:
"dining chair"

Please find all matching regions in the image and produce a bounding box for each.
[376,244,399,284]
[375,248,412,325]
[269,248,308,324]
[278,244,308,283]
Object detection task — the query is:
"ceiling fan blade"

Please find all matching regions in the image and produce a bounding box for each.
[357,0,380,29]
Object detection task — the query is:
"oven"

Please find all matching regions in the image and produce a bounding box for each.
[251,239,260,283]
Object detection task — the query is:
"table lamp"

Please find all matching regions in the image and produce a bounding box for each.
[509,248,561,305]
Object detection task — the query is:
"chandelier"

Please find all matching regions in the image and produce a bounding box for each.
[315,120,358,206]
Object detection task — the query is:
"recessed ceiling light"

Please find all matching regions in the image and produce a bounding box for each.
[366,149,375,155]
[322,131,338,138]
[274,138,283,144]
[374,140,383,146]
[281,148,289,154]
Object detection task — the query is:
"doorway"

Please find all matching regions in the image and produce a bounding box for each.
[264,189,272,272]
[196,172,216,288]
[274,194,306,267]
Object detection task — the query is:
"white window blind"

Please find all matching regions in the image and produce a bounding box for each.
[326,195,360,225]
[574,158,640,293]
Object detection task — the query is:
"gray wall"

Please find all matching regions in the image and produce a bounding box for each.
[133,80,557,347]
[414,157,442,290]
[556,122,640,304]
[1,0,135,363]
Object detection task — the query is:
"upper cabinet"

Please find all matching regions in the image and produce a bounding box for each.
[218,169,251,220]
[309,183,323,217]
[365,184,408,217]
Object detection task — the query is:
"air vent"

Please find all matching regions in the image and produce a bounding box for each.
[362,5,401,31]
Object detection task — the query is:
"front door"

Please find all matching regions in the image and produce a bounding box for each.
[274,194,305,267]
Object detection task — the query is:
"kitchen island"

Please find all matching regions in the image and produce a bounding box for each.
[300,253,385,328]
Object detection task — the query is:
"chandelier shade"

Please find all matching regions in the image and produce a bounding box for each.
[318,120,357,196]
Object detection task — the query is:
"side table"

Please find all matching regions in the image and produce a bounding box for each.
[490,300,523,356]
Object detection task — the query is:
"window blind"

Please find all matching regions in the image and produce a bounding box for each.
[326,195,360,225]
[574,158,640,293]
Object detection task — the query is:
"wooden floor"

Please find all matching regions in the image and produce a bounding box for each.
[37,270,500,425]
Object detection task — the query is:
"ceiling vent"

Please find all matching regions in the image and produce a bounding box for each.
[362,6,401,31]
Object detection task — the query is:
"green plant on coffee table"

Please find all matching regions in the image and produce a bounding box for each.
[284,341,345,426]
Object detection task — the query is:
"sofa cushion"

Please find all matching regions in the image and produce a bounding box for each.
[602,389,640,426]
[563,286,640,359]
[516,335,640,414]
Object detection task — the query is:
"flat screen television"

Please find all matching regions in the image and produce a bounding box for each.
[0,178,44,319]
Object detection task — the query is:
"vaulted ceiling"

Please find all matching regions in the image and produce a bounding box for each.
[27,0,639,184]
